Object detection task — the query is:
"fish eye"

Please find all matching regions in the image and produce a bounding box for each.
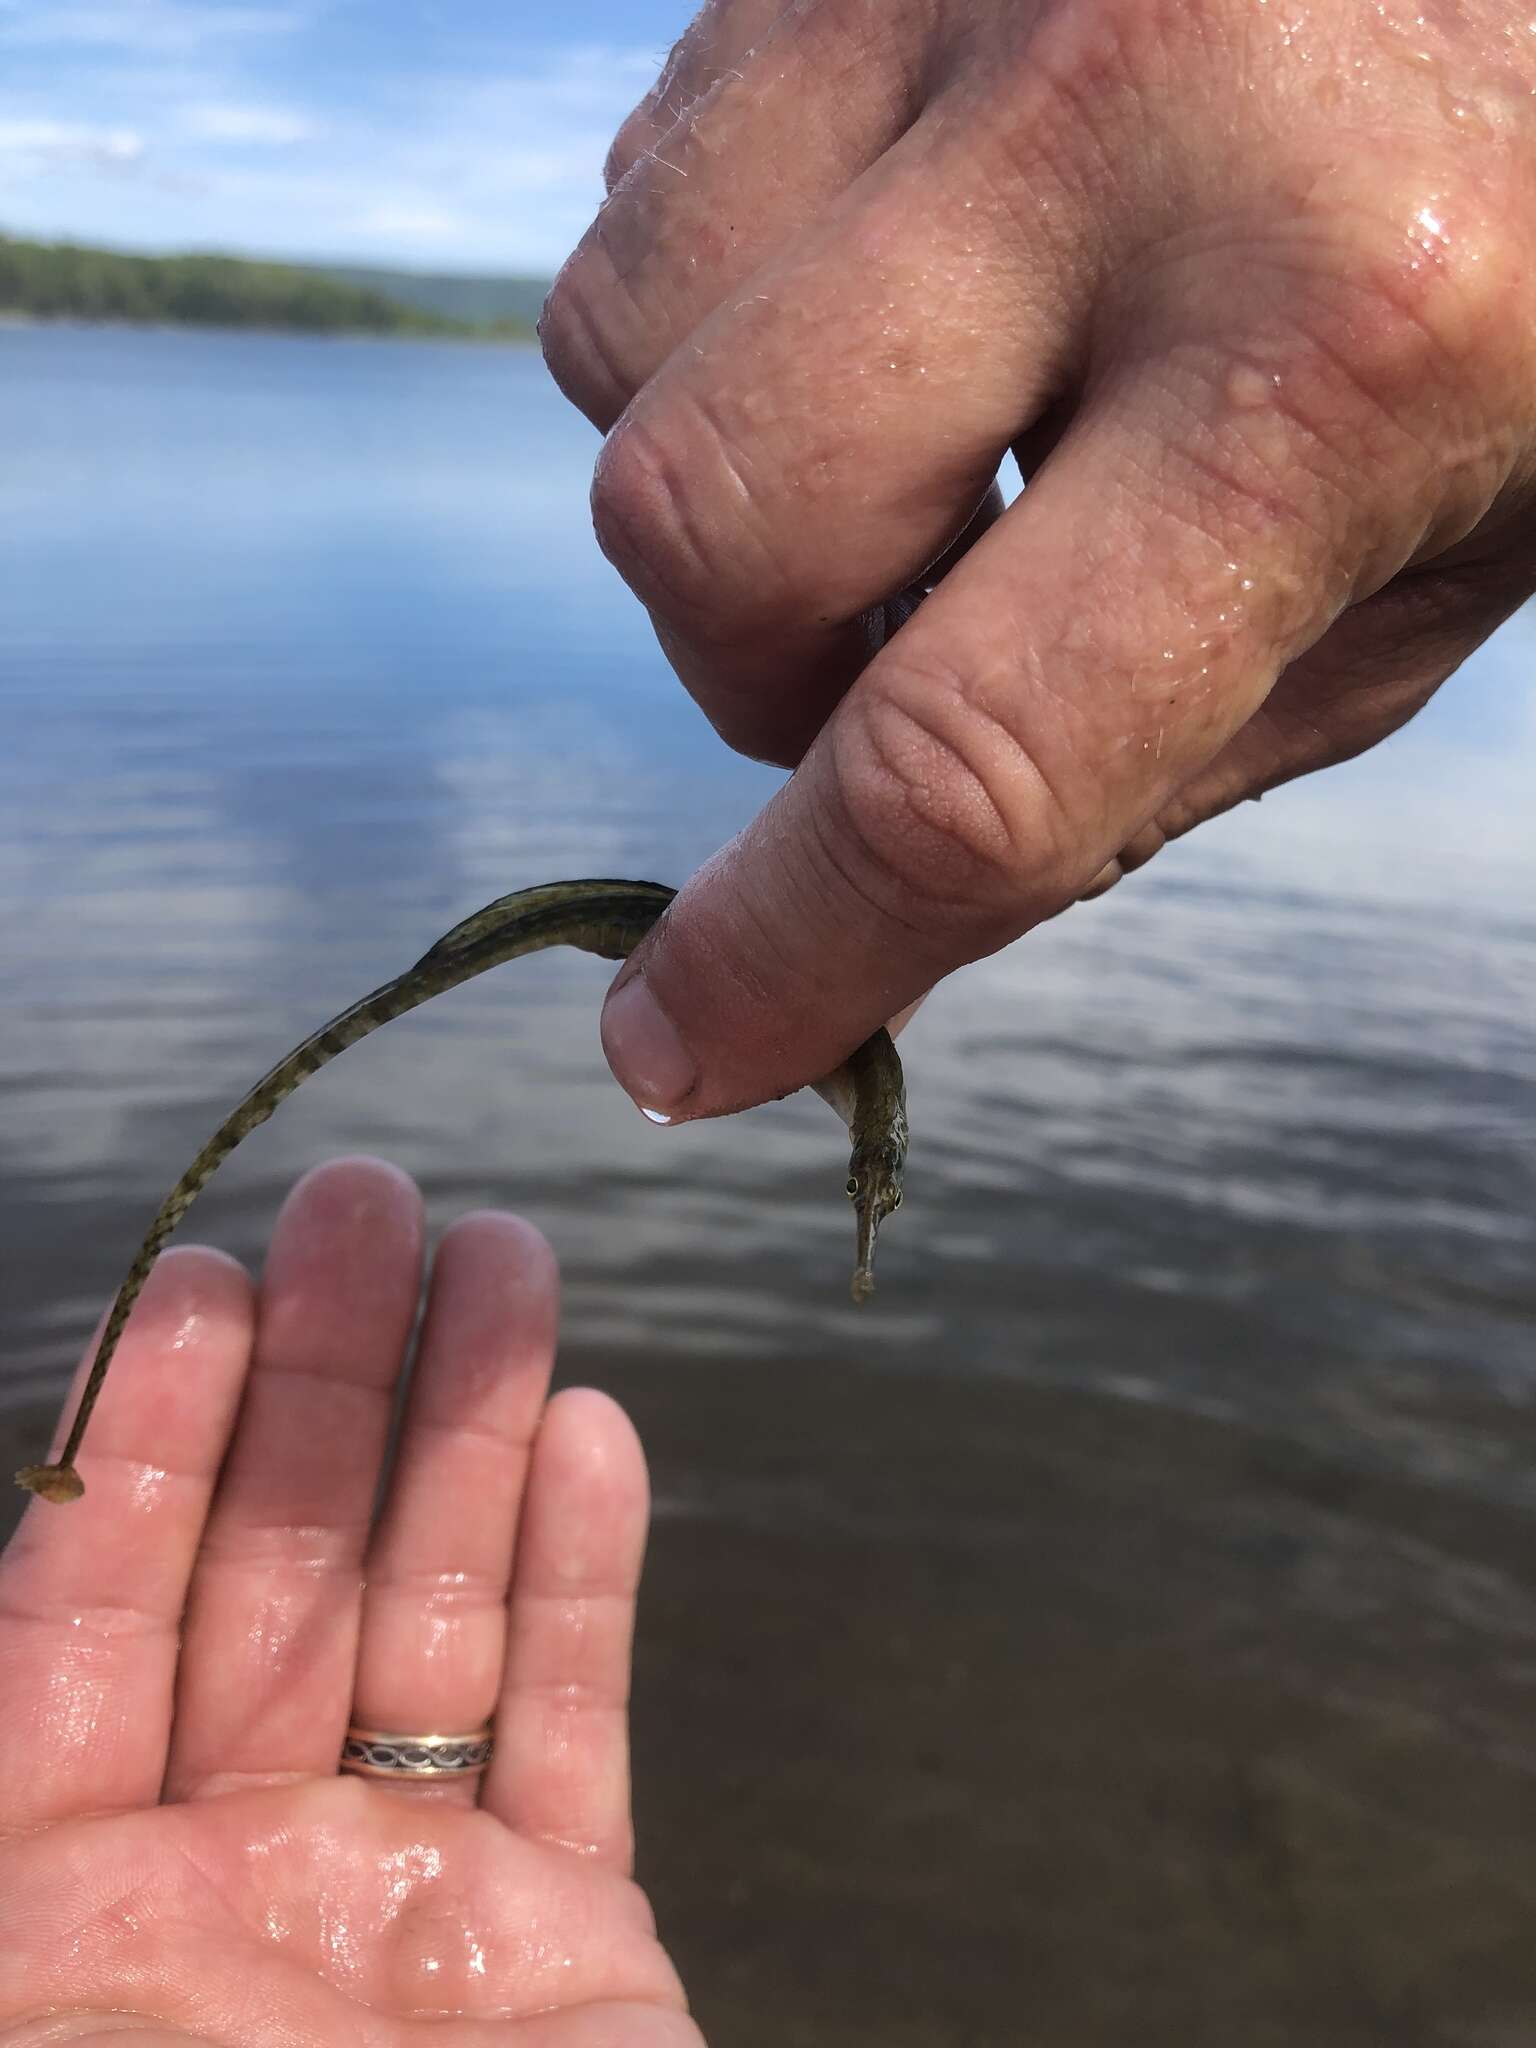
[846,1176,860,1198]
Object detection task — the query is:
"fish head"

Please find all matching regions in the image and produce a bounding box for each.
[846,1134,905,1304]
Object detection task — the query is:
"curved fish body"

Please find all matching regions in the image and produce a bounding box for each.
[18,880,908,1504]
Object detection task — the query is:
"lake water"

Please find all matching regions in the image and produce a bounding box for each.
[3,324,1535,2045]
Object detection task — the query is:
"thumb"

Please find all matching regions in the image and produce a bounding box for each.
[599,359,1440,1120]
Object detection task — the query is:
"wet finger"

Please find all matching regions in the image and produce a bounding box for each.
[164,1157,423,1799]
[580,103,1088,767]
[0,1249,254,1824]
[349,1213,560,1806]
[482,1389,649,1872]
[550,0,933,435]
[600,250,1484,1116]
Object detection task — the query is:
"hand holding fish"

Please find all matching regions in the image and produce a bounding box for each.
[544,0,1536,1121]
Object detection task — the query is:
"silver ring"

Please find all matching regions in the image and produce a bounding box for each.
[341,1723,494,1779]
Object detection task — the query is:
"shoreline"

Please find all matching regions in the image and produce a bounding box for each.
[0,311,535,346]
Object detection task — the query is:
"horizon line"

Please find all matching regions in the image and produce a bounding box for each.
[0,222,554,285]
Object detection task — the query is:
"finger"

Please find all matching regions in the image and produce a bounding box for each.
[601,0,797,197]
[482,1388,649,1872]
[549,0,935,434]
[164,1157,423,1799]
[467,2009,702,2048]
[600,288,1479,1115]
[576,107,1087,767]
[348,1213,559,1806]
[0,1251,254,1825]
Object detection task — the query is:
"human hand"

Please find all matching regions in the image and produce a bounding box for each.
[0,1158,699,2046]
[543,0,1536,1119]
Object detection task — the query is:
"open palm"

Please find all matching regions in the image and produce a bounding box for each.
[0,1158,701,2046]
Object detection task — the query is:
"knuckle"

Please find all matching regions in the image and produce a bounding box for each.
[1363,165,1527,371]
[1008,0,1219,197]
[1297,228,1502,420]
[1180,182,1530,584]
[1249,172,1521,431]
[603,106,661,196]
[829,649,1083,944]
[591,397,784,632]
[538,254,633,431]
[590,411,713,616]
[601,7,728,193]
[1132,205,1524,623]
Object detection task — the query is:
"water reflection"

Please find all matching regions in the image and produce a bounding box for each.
[3,323,1536,2040]
[1,325,1532,1446]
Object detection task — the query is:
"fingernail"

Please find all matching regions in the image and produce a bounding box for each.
[602,973,697,1117]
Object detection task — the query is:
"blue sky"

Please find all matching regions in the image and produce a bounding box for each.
[0,0,691,272]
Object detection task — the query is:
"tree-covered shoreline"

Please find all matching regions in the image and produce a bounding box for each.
[0,233,535,340]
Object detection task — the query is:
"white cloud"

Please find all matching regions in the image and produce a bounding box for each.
[352,201,469,246]
[181,101,314,145]
[0,116,144,176]
[0,1,302,53]
[0,38,665,270]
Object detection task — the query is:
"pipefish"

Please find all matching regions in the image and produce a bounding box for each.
[17,879,908,1504]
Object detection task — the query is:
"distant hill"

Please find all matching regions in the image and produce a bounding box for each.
[315,264,549,332]
[0,232,542,340]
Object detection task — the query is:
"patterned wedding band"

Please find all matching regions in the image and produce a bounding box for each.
[341,1723,495,1779]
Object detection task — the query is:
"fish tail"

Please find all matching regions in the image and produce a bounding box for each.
[18,976,424,1499]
